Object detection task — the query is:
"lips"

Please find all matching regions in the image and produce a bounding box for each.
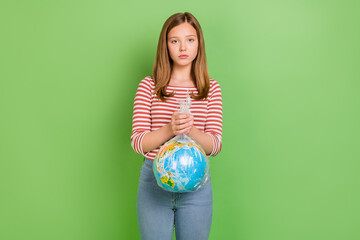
[179,55,189,58]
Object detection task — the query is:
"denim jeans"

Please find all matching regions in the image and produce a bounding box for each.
[136,158,213,240]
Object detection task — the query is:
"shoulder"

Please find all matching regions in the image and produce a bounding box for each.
[140,75,155,86]
[137,76,155,89]
[209,78,222,95]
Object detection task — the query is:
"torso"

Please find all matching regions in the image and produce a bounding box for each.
[132,76,222,160]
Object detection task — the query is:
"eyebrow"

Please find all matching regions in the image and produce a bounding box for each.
[168,35,197,39]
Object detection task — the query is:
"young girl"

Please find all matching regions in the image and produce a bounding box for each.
[131,12,223,240]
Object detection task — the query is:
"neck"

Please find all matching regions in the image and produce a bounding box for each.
[170,63,193,84]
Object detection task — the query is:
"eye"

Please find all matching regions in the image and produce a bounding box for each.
[188,39,195,42]
[171,40,178,44]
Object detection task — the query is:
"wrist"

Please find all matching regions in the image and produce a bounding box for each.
[188,125,196,137]
[167,122,176,137]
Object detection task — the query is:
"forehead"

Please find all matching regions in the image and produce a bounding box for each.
[168,22,197,38]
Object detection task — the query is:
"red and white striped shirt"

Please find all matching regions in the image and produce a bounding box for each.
[131,76,223,161]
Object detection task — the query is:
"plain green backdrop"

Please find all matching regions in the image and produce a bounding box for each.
[0,0,359,239]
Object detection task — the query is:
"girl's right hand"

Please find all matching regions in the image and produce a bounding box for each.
[170,112,194,135]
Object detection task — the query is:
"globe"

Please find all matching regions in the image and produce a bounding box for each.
[153,136,209,193]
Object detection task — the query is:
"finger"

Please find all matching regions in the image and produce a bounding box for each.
[175,118,191,125]
[177,121,193,131]
[176,114,193,123]
[176,126,192,135]
[183,126,192,134]
[173,122,186,132]
[176,123,188,131]
[175,114,190,120]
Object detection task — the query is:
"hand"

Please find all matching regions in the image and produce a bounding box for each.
[170,112,194,135]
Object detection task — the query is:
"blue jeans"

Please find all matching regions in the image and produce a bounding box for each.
[136,158,213,240]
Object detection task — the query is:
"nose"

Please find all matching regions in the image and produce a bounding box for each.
[180,41,186,51]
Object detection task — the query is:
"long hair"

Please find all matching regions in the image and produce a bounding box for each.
[152,12,210,101]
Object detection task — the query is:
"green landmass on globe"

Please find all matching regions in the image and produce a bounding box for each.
[160,175,175,188]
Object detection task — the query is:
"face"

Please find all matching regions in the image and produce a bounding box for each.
[167,22,199,67]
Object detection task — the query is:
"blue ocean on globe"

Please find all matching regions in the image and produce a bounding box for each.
[153,138,209,193]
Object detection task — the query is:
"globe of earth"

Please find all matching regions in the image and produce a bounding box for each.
[153,136,209,193]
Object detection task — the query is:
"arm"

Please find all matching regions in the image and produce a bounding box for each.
[189,81,223,156]
[130,79,152,156]
[141,123,173,153]
[187,126,214,155]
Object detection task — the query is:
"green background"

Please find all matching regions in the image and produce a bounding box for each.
[1,0,359,239]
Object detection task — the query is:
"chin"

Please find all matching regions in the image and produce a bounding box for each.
[175,62,192,67]
[175,60,194,66]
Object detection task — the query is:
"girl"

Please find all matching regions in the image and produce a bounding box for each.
[131,12,223,240]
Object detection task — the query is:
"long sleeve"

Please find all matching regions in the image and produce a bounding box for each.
[204,80,223,156]
[131,79,152,157]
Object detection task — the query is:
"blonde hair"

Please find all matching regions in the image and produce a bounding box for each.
[152,12,210,101]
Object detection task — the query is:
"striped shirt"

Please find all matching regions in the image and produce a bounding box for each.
[131,76,223,161]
